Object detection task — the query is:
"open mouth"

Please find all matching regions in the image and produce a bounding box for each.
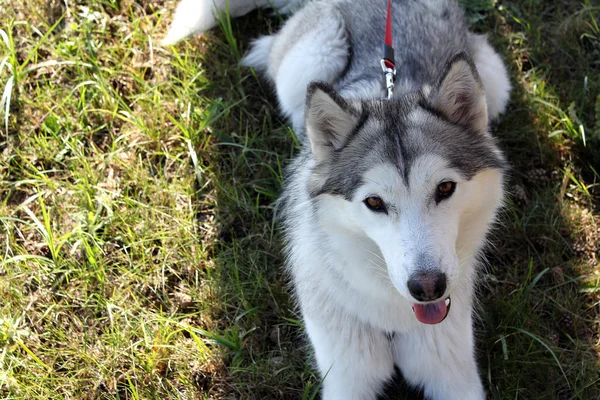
[410,297,451,324]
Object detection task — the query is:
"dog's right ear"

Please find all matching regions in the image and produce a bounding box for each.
[305,81,359,161]
[428,52,488,134]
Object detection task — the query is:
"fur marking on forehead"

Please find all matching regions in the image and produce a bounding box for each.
[307,86,505,200]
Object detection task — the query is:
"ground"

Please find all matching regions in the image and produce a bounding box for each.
[0,0,599,399]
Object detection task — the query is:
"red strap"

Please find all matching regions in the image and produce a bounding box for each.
[385,0,393,47]
[383,0,394,69]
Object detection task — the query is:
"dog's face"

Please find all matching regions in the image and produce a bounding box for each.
[305,54,506,324]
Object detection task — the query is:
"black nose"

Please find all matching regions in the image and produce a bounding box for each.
[407,272,447,302]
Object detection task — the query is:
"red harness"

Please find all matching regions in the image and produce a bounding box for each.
[381,0,396,99]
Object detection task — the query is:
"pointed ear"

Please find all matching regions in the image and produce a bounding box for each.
[428,53,488,134]
[305,81,360,161]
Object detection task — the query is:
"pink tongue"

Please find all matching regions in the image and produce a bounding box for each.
[411,300,448,324]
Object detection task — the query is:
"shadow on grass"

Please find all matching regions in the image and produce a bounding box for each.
[188,1,599,399]
[168,11,318,399]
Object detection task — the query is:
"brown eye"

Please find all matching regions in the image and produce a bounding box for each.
[367,196,382,208]
[364,196,387,213]
[436,181,456,203]
[438,182,454,194]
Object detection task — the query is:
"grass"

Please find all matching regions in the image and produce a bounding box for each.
[0,0,598,399]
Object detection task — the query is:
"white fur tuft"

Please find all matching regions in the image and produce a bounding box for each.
[240,36,275,75]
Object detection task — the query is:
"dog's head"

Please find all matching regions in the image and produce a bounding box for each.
[305,53,506,324]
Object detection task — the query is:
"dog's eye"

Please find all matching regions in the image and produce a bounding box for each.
[364,196,387,213]
[436,181,456,203]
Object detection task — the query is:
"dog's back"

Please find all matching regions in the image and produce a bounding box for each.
[240,0,508,134]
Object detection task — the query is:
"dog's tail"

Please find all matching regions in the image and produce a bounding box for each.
[162,0,306,45]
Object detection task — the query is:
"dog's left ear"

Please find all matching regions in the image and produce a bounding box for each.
[428,52,488,134]
[305,81,360,161]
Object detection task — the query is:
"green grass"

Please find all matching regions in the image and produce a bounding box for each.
[0,0,599,399]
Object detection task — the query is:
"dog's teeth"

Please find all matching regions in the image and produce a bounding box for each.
[445,298,450,306]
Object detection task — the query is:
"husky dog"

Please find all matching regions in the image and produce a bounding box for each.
[165,0,511,398]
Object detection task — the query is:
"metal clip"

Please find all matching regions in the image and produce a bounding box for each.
[380,59,396,100]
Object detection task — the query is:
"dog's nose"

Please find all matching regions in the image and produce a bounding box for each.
[407,271,447,302]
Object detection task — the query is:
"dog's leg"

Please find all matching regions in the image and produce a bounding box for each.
[468,33,511,120]
[304,312,394,400]
[243,3,350,136]
[163,0,306,45]
[393,306,485,400]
